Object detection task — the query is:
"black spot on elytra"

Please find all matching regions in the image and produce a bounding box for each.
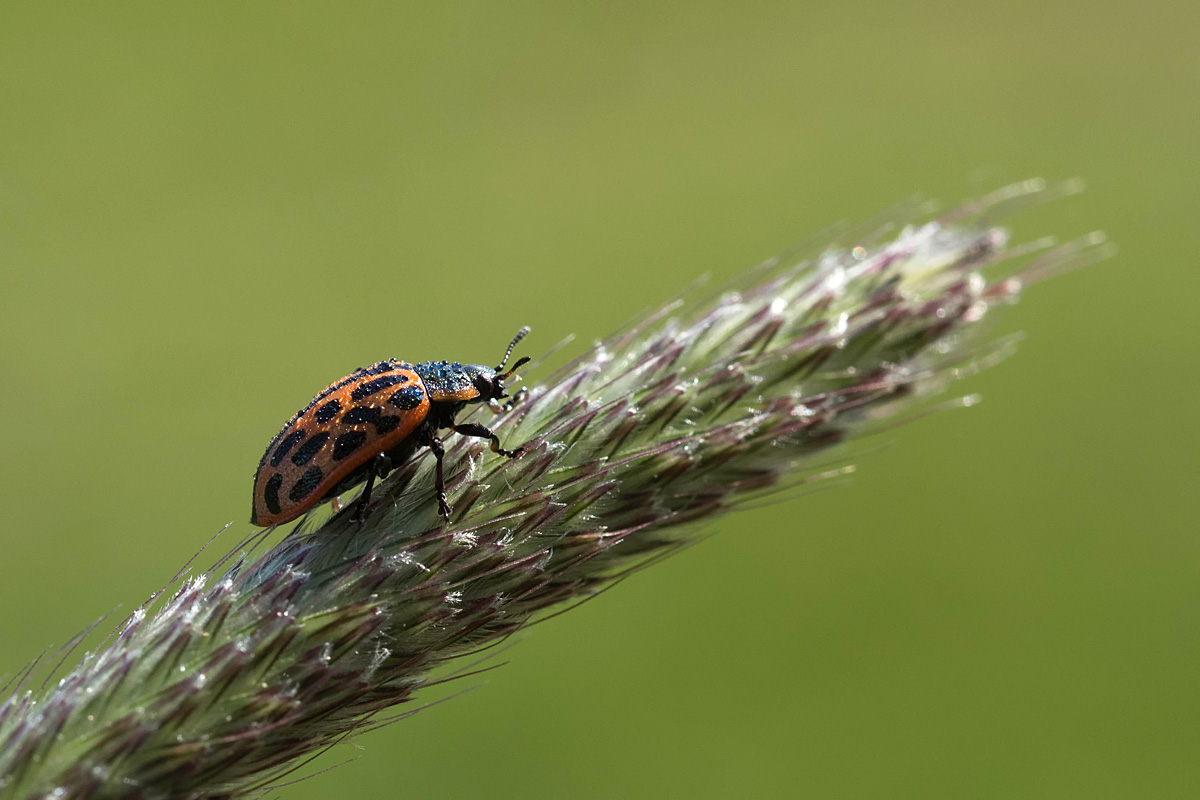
[341,406,382,426]
[264,474,283,515]
[291,432,329,466]
[298,377,353,417]
[314,400,342,423]
[389,385,424,410]
[333,431,368,461]
[351,374,406,401]
[288,363,412,420]
[289,466,324,503]
[341,405,404,435]
[270,431,306,467]
[366,361,400,375]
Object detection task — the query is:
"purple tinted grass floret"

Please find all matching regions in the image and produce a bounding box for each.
[0,182,1110,799]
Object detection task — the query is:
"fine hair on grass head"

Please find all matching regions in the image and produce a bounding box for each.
[0,180,1109,800]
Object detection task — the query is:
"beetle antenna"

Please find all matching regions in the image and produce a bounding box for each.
[497,355,531,381]
[495,326,530,373]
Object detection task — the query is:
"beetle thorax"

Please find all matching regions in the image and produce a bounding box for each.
[414,360,504,405]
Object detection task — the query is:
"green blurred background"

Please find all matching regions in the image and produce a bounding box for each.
[1,2,1196,797]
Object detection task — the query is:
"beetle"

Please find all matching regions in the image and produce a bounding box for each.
[251,327,531,527]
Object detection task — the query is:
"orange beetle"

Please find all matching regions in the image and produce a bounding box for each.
[251,328,530,526]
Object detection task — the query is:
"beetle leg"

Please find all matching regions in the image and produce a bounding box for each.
[484,386,528,417]
[488,386,528,415]
[450,422,526,458]
[429,435,451,520]
[353,453,393,523]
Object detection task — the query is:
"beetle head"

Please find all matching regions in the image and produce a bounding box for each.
[465,326,531,402]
